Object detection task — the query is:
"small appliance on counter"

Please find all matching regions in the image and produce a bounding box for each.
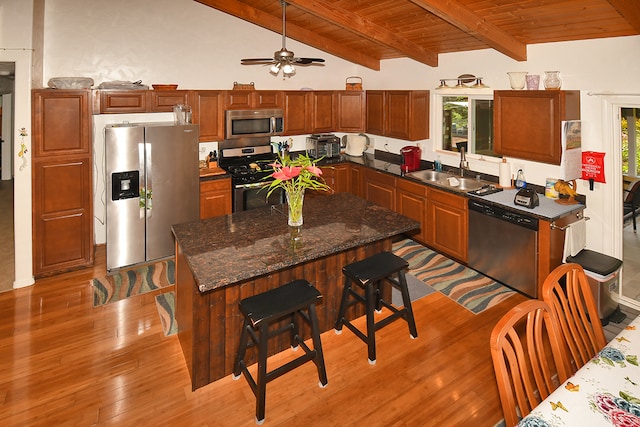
[343,133,370,156]
[306,133,340,158]
[514,187,539,209]
[400,145,422,172]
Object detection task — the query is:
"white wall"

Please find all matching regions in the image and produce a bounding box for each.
[0,0,34,289]
[27,0,640,263]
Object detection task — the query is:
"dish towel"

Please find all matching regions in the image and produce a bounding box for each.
[563,218,586,261]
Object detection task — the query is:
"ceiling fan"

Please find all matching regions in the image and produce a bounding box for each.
[241,1,325,77]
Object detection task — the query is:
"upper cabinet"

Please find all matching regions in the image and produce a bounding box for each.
[193,90,224,142]
[310,91,335,133]
[335,91,365,133]
[366,90,430,141]
[225,90,283,109]
[494,90,580,165]
[283,91,311,135]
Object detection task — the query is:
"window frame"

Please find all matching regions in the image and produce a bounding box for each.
[432,88,495,159]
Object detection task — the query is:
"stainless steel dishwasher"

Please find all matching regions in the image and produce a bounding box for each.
[467,199,539,298]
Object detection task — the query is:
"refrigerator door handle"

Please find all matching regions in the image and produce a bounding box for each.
[145,141,153,216]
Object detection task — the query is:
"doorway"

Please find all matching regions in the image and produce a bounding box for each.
[0,62,14,293]
[621,107,640,303]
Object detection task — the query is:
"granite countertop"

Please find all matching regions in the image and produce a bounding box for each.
[468,188,585,220]
[172,192,420,293]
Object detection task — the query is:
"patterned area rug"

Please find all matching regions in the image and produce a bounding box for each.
[392,238,515,314]
[91,259,175,306]
[155,291,177,336]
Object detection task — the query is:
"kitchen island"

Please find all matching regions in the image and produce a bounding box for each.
[172,192,419,390]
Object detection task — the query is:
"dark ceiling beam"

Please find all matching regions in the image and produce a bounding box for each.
[194,0,381,70]
[409,0,527,61]
[286,0,438,67]
[606,0,640,33]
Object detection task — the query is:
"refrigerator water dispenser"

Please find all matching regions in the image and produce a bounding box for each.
[111,171,140,201]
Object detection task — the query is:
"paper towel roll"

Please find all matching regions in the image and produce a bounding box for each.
[499,160,511,187]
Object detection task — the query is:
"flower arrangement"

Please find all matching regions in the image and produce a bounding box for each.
[265,153,332,226]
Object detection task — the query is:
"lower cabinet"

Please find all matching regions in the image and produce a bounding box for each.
[427,187,468,262]
[32,156,94,276]
[396,179,427,244]
[200,178,232,219]
[364,168,396,210]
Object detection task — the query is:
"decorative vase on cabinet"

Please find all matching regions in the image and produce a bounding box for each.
[543,71,562,90]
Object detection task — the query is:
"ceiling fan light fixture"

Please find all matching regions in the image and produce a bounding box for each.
[282,63,295,75]
[270,63,281,75]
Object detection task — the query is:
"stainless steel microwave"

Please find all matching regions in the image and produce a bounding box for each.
[225,109,284,139]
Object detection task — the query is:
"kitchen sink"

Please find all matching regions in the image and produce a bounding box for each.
[437,177,486,192]
[405,170,450,182]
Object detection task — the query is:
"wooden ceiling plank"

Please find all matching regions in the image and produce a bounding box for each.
[606,0,640,33]
[286,0,439,67]
[409,0,528,61]
[194,0,381,70]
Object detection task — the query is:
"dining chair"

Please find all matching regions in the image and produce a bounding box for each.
[541,262,606,374]
[490,300,570,427]
[624,179,640,233]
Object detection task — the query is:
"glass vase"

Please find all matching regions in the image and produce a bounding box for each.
[286,188,304,227]
[543,71,562,90]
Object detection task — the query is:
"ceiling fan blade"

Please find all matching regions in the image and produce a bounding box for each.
[294,58,326,65]
[241,58,276,63]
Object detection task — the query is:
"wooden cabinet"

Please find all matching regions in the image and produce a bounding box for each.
[366,90,429,140]
[193,91,224,142]
[396,179,428,244]
[350,164,364,198]
[283,91,311,135]
[335,91,365,132]
[494,90,580,165]
[32,89,94,277]
[225,90,282,109]
[366,91,385,136]
[149,90,190,112]
[95,90,190,114]
[364,168,396,210]
[310,91,334,133]
[96,90,148,114]
[427,187,467,262]
[199,178,232,219]
[323,163,350,194]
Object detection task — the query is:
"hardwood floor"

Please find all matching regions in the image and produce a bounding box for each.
[0,245,528,426]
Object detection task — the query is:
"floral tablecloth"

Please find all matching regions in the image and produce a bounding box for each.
[519,315,640,427]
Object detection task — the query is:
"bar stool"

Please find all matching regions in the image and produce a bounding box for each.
[334,251,418,365]
[232,279,328,425]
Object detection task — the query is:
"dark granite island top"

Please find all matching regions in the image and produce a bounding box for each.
[172,192,420,293]
[173,192,419,390]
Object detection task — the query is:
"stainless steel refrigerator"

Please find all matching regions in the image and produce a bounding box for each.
[105,122,199,271]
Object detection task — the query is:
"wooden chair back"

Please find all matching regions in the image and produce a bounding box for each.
[541,262,606,374]
[490,300,570,427]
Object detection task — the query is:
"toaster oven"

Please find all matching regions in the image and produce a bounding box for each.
[306,134,341,159]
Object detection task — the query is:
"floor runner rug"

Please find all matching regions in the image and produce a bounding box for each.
[155,291,177,336]
[392,238,515,314]
[91,259,175,307]
[391,272,437,306]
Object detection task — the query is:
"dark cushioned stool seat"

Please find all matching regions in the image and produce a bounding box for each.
[334,251,418,365]
[233,279,328,425]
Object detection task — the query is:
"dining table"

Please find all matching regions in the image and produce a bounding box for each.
[518,314,640,426]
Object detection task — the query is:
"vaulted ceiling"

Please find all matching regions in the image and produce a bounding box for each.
[195,0,640,69]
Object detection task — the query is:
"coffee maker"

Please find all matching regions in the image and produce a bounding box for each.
[401,146,422,172]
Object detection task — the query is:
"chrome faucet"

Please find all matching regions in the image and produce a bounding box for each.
[459,147,469,177]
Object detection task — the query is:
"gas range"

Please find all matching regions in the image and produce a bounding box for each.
[218,138,277,186]
[225,160,275,185]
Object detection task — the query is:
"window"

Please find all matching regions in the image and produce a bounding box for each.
[437,92,497,157]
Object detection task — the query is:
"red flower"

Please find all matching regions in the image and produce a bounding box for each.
[305,165,323,176]
[272,166,302,181]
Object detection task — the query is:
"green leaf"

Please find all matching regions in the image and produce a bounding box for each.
[627,355,639,366]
